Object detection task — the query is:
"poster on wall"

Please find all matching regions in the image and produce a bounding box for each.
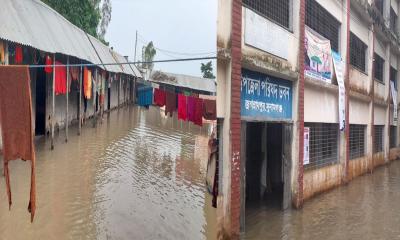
[390,81,398,125]
[241,69,292,120]
[304,127,310,165]
[305,27,332,83]
[332,51,346,131]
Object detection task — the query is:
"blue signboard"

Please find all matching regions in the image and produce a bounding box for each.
[241,69,292,120]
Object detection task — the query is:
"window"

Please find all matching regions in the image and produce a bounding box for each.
[374,53,385,83]
[349,124,366,160]
[374,125,384,153]
[306,0,340,51]
[350,32,367,72]
[243,0,291,29]
[391,7,397,33]
[304,123,339,170]
[375,0,384,15]
[390,126,397,148]
[390,67,397,89]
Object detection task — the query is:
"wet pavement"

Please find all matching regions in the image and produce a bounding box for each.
[0,106,216,240]
[245,160,400,240]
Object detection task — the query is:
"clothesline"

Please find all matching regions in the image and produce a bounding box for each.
[16,56,217,68]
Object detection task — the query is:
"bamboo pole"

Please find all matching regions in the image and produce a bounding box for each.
[78,65,82,136]
[93,69,97,128]
[65,56,69,142]
[118,74,121,108]
[51,54,55,150]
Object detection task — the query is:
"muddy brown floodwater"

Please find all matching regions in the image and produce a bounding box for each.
[0,106,217,240]
[245,160,400,240]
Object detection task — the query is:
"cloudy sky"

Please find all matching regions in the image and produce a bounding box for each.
[105,0,217,77]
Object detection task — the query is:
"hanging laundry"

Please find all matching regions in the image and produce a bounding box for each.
[165,91,176,117]
[137,86,153,107]
[0,66,36,222]
[83,67,92,99]
[69,67,79,81]
[203,99,217,120]
[187,96,196,122]
[15,45,23,64]
[54,61,67,95]
[154,88,166,107]
[178,94,187,121]
[44,55,53,73]
[194,97,203,126]
[0,41,4,64]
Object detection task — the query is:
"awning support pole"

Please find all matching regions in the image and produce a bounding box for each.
[65,56,69,142]
[51,53,55,150]
[78,65,82,135]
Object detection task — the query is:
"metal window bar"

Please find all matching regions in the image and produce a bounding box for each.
[374,125,384,153]
[243,0,291,29]
[305,0,340,51]
[304,123,339,170]
[390,126,397,149]
[374,53,385,83]
[390,67,397,89]
[350,32,367,72]
[391,7,397,33]
[349,124,366,160]
[376,0,384,15]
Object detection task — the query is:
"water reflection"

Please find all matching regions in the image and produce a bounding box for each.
[0,106,216,239]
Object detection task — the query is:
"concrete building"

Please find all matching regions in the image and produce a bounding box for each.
[216,0,400,238]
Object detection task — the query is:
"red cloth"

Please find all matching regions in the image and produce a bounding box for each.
[194,98,203,126]
[55,61,67,95]
[44,55,53,73]
[0,66,36,222]
[187,96,196,122]
[203,99,217,120]
[15,45,23,64]
[154,88,166,107]
[165,91,176,117]
[177,94,187,121]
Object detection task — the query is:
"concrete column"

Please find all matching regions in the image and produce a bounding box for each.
[51,54,55,150]
[118,75,121,108]
[385,44,391,162]
[369,29,376,171]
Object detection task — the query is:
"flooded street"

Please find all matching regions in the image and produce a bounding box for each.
[0,106,216,239]
[245,161,400,240]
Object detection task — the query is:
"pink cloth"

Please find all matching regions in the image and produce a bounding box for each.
[177,94,187,121]
[187,96,196,122]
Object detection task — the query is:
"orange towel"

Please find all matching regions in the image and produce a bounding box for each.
[84,67,92,99]
[0,66,36,222]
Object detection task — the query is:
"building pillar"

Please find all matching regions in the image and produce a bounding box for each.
[78,65,82,136]
[369,28,376,171]
[65,56,69,142]
[385,44,391,162]
[51,54,55,150]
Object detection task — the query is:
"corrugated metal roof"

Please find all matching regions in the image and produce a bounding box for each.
[110,50,142,78]
[150,71,216,93]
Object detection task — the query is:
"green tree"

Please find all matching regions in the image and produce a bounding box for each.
[142,41,157,71]
[200,61,216,79]
[41,0,111,43]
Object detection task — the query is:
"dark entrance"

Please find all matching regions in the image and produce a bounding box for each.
[35,61,47,136]
[240,121,292,232]
[107,85,111,111]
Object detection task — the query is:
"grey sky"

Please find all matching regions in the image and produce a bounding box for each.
[105,0,217,77]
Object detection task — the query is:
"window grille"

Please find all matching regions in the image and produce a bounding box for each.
[390,126,397,148]
[305,0,340,51]
[304,123,339,170]
[349,124,366,160]
[374,125,384,153]
[391,7,397,33]
[375,0,384,15]
[390,67,397,89]
[243,0,290,29]
[350,32,367,72]
[374,53,385,83]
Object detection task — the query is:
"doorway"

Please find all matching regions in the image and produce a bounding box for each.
[35,61,46,136]
[240,121,292,231]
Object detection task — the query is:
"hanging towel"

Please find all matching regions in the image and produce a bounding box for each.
[154,88,166,107]
[44,55,53,73]
[203,99,217,120]
[194,98,203,126]
[84,67,92,99]
[0,66,36,222]
[55,61,67,95]
[187,96,196,122]
[165,91,176,117]
[70,67,79,81]
[177,94,187,121]
[137,86,153,107]
[15,45,23,64]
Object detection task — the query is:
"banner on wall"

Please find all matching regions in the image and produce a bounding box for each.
[390,81,398,125]
[304,127,310,165]
[332,51,346,131]
[305,27,332,83]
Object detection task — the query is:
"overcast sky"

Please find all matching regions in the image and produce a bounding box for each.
[105,0,217,77]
